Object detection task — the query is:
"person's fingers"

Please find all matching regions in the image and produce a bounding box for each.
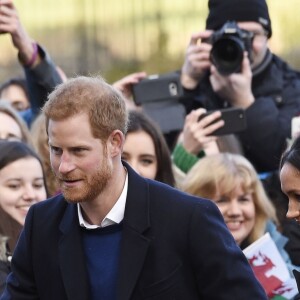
[188,32,202,46]
[241,52,252,77]
[0,1,16,17]
[197,110,221,128]
[201,119,224,136]
[0,0,14,8]
[0,15,16,32]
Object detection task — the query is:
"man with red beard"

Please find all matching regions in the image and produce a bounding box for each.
[1,76,267,300]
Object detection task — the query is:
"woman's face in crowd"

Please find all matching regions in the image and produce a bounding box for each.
[122,130,157,180]
[280,162,300,223]
[1,84,30,111]
[0,111,22,141]
[212,183,256,245]
[0,157,46,225]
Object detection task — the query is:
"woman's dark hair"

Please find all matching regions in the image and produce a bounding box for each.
[0,140,48,195]
[127,110,175,186]
[0,77,29,99]
[280,136,300,171]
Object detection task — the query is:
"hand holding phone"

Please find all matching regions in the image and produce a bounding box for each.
[181,109,223,155]
[132,73,183,105]
[198,107,247,136]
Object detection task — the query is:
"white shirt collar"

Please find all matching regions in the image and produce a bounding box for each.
[77,171,128,229]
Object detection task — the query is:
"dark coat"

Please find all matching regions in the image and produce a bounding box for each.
[19,44,63,126]
[293,270,300,300]
[1,164,267,300]
[0,260,9,297]
[182,52,300,173]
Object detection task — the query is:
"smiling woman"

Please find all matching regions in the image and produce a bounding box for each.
[0,141,47,295]
[181,153,299,279]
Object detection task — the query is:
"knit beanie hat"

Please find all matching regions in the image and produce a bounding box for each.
[205,0,272,38]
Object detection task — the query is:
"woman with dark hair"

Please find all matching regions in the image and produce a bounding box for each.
[280,136,300,291]
[0,141,47,295]
[280,137,300,223]
[0,77,29,112]
[122,110,175,186]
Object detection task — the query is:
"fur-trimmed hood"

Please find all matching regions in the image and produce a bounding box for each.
[0,234,8,262]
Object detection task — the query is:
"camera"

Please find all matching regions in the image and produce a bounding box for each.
[209,21,254,75]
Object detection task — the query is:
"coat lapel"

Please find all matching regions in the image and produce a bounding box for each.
[58,203,91,300]
[293,270,300,294]
[117,163,151,300]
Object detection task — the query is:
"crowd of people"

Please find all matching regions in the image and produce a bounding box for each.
[0,0,300,299]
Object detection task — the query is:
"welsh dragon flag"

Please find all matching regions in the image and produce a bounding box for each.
[243,233,298,299]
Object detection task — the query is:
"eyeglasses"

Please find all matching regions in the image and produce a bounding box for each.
[245,30,268,43]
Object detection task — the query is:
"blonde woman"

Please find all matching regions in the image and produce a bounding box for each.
[182,153,297,273]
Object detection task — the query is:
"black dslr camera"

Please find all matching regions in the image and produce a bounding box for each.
[209,21,254,75]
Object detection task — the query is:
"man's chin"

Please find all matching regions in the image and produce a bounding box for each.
[61,190,88,204]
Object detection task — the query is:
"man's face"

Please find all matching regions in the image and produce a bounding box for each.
[48,113,113,203]
[237,21,269,69]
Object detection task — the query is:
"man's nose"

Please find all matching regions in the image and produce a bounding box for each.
[58,153,76,174]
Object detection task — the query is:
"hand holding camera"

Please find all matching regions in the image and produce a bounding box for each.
[210,52,255,108]
[181,21,255,105]
[207,21,255,108]
[181,30,213,90]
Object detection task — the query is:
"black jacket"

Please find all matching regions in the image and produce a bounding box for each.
[182,52,300,173]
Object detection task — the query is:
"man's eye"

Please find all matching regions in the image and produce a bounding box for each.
[72,148,86,154]
[50,146,61,155]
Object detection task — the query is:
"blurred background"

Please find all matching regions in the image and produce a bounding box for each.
[1,0,300,83]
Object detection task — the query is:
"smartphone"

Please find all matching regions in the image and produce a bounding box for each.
[198,107,247,136]
[132,73,183,105]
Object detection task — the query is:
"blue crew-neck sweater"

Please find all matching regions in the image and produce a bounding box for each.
[81,223,123,300]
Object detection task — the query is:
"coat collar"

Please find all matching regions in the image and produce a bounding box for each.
[122,160,151,233]
[293,270,300,293]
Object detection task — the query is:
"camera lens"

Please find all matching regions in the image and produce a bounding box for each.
[210,36,244,75]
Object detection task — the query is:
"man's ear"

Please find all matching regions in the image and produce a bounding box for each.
[107,130,125,157]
